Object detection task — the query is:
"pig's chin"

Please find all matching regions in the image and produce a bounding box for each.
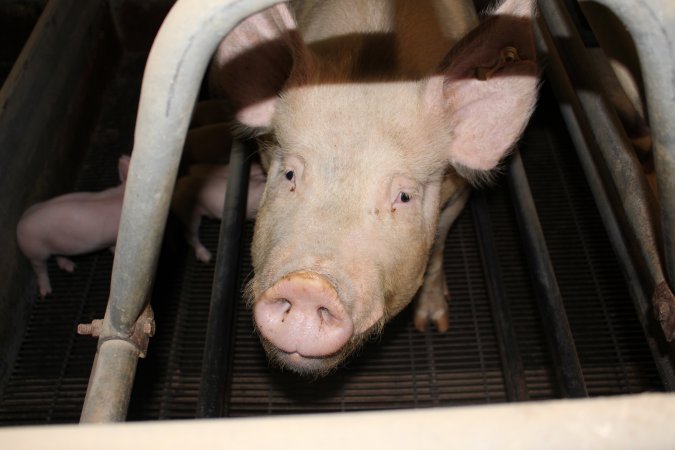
[258,319,384,378]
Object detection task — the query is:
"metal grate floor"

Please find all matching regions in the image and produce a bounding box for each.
[0,52,665,424]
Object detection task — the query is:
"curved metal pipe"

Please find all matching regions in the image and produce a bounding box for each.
[533,11,675,388]
[538,0,664,291]
[81,0,283,423]
[578,0,675,337]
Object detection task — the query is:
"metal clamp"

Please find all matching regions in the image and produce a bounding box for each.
[78,305,156,358]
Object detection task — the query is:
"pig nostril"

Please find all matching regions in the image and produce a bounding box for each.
[278,298,292,323]
[279,298,291,313]
[317,306,334,325]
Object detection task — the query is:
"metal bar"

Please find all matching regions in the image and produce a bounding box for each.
[11,393,675,449]
[508,152,588,398]
[471,192,530,402]
[197,140,252,418]
[79,341,139,422]
[537,0,675,340]
[582,0,675,307]
[533,13,675,389]
[80,0,284,423]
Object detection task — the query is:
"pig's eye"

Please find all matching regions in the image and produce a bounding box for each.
[397,192,412,203]
[283,169,296,192]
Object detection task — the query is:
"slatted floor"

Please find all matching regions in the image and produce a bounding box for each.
[0,50,665,424]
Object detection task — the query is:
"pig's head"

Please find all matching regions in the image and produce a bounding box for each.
[213,0,538,376]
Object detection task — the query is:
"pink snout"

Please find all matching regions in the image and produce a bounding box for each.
[253,272,353,358]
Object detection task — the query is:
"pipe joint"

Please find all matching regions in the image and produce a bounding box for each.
[78,305,155,358]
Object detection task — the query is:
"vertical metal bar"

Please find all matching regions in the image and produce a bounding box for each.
[508,153,588,398]
[533,14,675,390]
[472,192,530,402]
[197,140,252,418]
[80,341,139,422]
[80,0,283,423]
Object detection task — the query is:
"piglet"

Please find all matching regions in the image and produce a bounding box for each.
[171,162,266,263]
[16,155,130,297]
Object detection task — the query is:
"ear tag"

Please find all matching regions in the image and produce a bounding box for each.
[475,46,521,81]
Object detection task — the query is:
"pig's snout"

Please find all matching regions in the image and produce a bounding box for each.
[253,272,353,358]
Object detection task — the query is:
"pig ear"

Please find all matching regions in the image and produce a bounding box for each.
[118,155,130,182]
[209,3,304,131]
[425,0,539,177]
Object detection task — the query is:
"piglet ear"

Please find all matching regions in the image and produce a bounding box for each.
[118,155,131,183]
[425,0,539,177]
[209,3,305,131]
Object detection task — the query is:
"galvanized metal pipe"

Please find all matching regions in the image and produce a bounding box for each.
[80,0,283,423]
[80,341,139,422]
[582,0,675,297]
[537,0,675,341]
[197,140,252,418]
[508,153,588,398]
[537,0,665,299]
[533,12,675,389]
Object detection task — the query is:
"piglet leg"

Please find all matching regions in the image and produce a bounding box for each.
[30,260,52,298]
[172,162,266,264]
[188,206,213,263]
[56,256,76,273]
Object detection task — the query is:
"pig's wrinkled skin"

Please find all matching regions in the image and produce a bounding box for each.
[171,162,266,263]
[16,155,130,298]
[211,0,539,375]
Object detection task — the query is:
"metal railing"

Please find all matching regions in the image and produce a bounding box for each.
[79,0,675,421]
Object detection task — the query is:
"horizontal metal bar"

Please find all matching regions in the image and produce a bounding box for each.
[10,393,675,449]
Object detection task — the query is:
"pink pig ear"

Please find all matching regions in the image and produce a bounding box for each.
[425,0,539,176]
[118,155,131,182]
[209,3,306,131]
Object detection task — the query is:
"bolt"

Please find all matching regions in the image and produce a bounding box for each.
[77,324,92,335]
[77,319,102,337]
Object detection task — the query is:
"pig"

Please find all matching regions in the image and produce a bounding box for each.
[16,155,130,298]
[210,0,539,376]
[171,161,266,263]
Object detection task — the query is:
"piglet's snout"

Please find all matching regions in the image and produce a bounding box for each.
[253,272,353,357]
